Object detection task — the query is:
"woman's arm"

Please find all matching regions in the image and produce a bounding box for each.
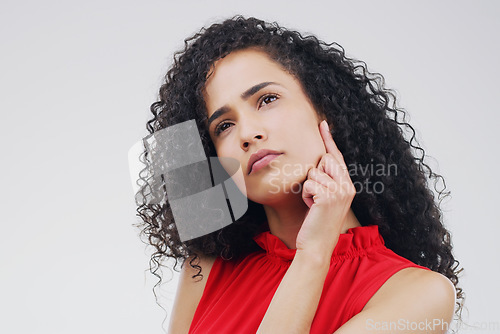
[257,120,355,333]
[167,255,216,334]
[257,121,456,333]
[256,249,331,333]
[257,257,456,334]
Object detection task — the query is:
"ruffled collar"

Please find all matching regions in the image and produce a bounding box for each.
[252,225,385,263]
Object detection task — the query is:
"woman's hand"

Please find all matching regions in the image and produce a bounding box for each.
[296,120,356,259]
[257,121,356,333]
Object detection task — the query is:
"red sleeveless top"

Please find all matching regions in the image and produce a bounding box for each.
[189,225,429,333]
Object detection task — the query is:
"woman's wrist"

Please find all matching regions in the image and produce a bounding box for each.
[294,247,332,273]
[257,244,332,333]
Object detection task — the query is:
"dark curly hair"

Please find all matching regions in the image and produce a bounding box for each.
[134,14,464,322]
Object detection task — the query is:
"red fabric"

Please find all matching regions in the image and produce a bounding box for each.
[189,225,429,333]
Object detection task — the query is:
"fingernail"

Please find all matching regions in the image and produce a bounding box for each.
[322,120,329,130]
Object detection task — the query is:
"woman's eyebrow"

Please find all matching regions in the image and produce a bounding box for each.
[240,81,277,100]
[207,105,231,130]
[207,81,280,129]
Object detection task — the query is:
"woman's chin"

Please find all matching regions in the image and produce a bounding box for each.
[248,180,306,207]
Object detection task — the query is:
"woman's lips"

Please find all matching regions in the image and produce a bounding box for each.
[249,154,282,174]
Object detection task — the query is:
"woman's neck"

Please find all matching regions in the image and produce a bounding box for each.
[263,193,362,249]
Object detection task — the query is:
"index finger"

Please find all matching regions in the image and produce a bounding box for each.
[319,120,346,166]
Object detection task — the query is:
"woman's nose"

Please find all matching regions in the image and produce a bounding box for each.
[239,115,267,150]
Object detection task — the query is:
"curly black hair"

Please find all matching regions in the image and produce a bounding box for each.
[134,14,464,321]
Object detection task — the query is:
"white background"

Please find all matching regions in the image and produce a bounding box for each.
[1,0,498,333]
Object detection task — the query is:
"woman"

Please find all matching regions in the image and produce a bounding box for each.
[135,15,464,333]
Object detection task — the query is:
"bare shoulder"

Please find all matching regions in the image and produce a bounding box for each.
[364,267,456,320]
[180,254,217,284]
[167,254,217,334]
[336,267,456,333]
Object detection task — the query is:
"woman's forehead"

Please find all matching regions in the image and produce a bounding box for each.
[207,49,278,80]
[204,51,291,100]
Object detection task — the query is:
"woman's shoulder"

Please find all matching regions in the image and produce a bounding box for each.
[184,254,218,278]
[167,254,217,333]
[363,267,456,316]
[178,254,218,291]
[334,267,457,332]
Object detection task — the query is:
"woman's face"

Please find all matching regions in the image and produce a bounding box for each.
[204,48,327,205]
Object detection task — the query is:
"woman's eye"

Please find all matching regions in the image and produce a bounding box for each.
[214,95,278,137]
[214,121,232,136]
[259,94,278,107]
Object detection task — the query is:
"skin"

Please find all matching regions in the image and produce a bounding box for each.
[168,48,456,333]
[203,47,361,249]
